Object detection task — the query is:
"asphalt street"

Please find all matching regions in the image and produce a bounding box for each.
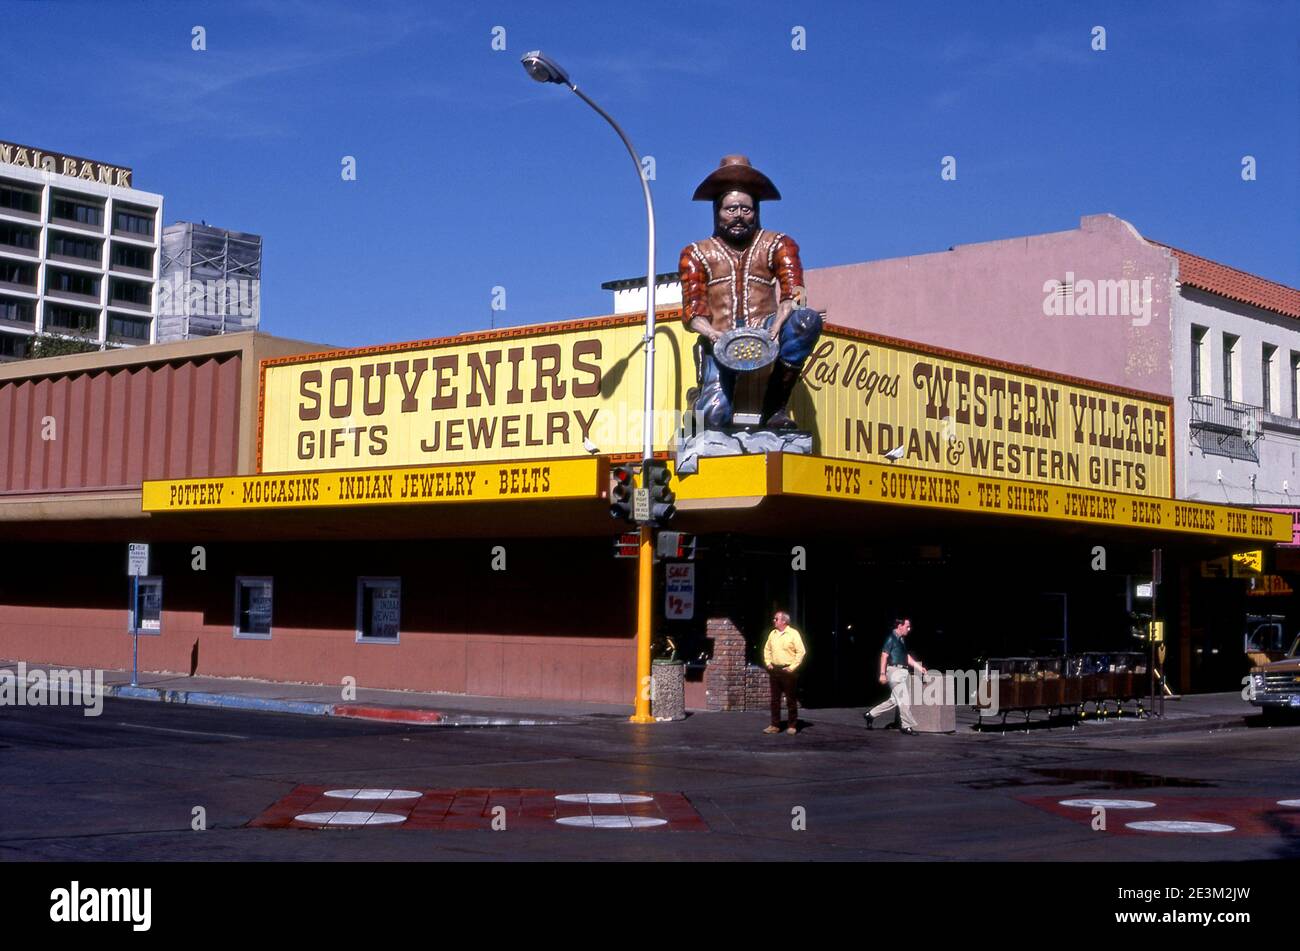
[1,698,1298,861]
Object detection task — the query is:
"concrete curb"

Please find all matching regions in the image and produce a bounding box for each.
[967,714,1251,738]
[434,715,566,727]
[98,683,1252,734]
[105,684,333,717]
[334,704,444,724]
[107,685,166,703]
[1077,715,1250,736]
[333,706,566,727]
[184,692,335,717]
[103,684,565,725]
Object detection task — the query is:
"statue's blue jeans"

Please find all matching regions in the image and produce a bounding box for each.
[694,307,822,430]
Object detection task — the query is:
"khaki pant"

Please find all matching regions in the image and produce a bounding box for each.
[869,666,917,730]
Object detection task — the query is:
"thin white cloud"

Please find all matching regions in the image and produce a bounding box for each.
[109,0,449,141]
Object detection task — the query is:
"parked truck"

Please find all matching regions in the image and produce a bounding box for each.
[1247,629,1300,720]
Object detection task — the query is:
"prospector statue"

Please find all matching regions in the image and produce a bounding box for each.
[679,155,823,430]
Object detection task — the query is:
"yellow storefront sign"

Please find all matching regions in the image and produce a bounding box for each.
[1204,549,1272,577]
[259,315,1173,498]
[142,457,603,512]
[779,454,1289,542]
[1232,550,1264,574]
[259,317,693,474]
[789,329,1171,497]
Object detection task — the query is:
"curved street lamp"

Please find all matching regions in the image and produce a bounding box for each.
[521,50,658,724]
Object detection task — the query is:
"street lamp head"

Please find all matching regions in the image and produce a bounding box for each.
[521,50,570,85]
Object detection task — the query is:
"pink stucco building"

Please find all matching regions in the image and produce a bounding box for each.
[805,213,1177,397]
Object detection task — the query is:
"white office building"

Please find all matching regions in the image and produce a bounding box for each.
[0,140,162,359]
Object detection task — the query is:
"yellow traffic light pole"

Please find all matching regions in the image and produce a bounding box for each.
[631,521,655,723]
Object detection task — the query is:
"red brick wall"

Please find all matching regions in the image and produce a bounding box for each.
[705,618,747,711]
[0,538,637,704]
[744,665,773,710]
[704,617,774,712]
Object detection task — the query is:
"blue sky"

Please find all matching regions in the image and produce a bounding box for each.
[3,0,1296,347]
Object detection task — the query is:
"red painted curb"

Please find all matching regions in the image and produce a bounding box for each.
[333,704,444,724]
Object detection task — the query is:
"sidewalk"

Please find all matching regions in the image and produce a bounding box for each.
[807,691,1259,738]
[960,691,1256,736]
[2,659,1262,735]
[0,660,632,726]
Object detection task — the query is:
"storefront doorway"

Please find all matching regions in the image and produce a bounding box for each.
[667,518,1230,708]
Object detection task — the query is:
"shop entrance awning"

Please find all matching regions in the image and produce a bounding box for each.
[114,456,613,543]
[143,456,607,513]
[121,450,1291,548]
[674,452,1291,545]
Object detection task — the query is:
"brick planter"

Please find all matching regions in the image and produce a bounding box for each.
[705,618,774,713]
[705,617,747,711]
[744,665,773,710]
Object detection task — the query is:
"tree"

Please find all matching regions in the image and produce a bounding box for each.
[24,314,101,360]
[25,334,100,360]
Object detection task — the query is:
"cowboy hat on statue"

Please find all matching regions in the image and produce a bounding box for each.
[679,155,823,431]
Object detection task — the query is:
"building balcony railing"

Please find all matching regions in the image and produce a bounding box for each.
[0,242,38,259]
[106,332,150,345]
[0,206,41,224]
[109,230,157,249]
[107,295,151,313]
[47,215,104,235]
[108,261,153,279]
[1188,394,1261,462]
[46,252,104,271]
[46,286,101,305]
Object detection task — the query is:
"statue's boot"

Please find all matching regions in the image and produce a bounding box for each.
[759,359,803,429]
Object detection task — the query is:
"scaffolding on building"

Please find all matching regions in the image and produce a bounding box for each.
[158,221,262,342]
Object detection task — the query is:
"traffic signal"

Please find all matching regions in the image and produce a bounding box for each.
[645,459,675,524]
[609,463,636,523]
[656,531,696,560]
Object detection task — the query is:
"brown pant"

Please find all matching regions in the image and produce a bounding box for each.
[769,668,798,727]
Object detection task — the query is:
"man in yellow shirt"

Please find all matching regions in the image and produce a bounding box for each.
[763,611,806,735]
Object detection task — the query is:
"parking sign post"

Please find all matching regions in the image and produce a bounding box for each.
[128,543,149,687]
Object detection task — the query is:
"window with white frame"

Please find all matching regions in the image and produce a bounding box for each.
[1222,333,1240,401]
[1262,344,1278,413]
[1190,325,1208,397]
[356,577,400,642]
[234,577,273,638]
[1291,352,1300,418]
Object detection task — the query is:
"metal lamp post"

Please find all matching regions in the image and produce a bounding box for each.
[522,50,657,723]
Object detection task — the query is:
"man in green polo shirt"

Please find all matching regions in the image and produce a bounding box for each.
[864,617,926,735]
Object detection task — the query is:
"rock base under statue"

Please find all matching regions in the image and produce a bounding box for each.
[675,428,813,476]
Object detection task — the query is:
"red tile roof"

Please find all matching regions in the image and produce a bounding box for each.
[1152,241,1300,319]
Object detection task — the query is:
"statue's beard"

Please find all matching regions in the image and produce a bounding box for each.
[715,218,758,247]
